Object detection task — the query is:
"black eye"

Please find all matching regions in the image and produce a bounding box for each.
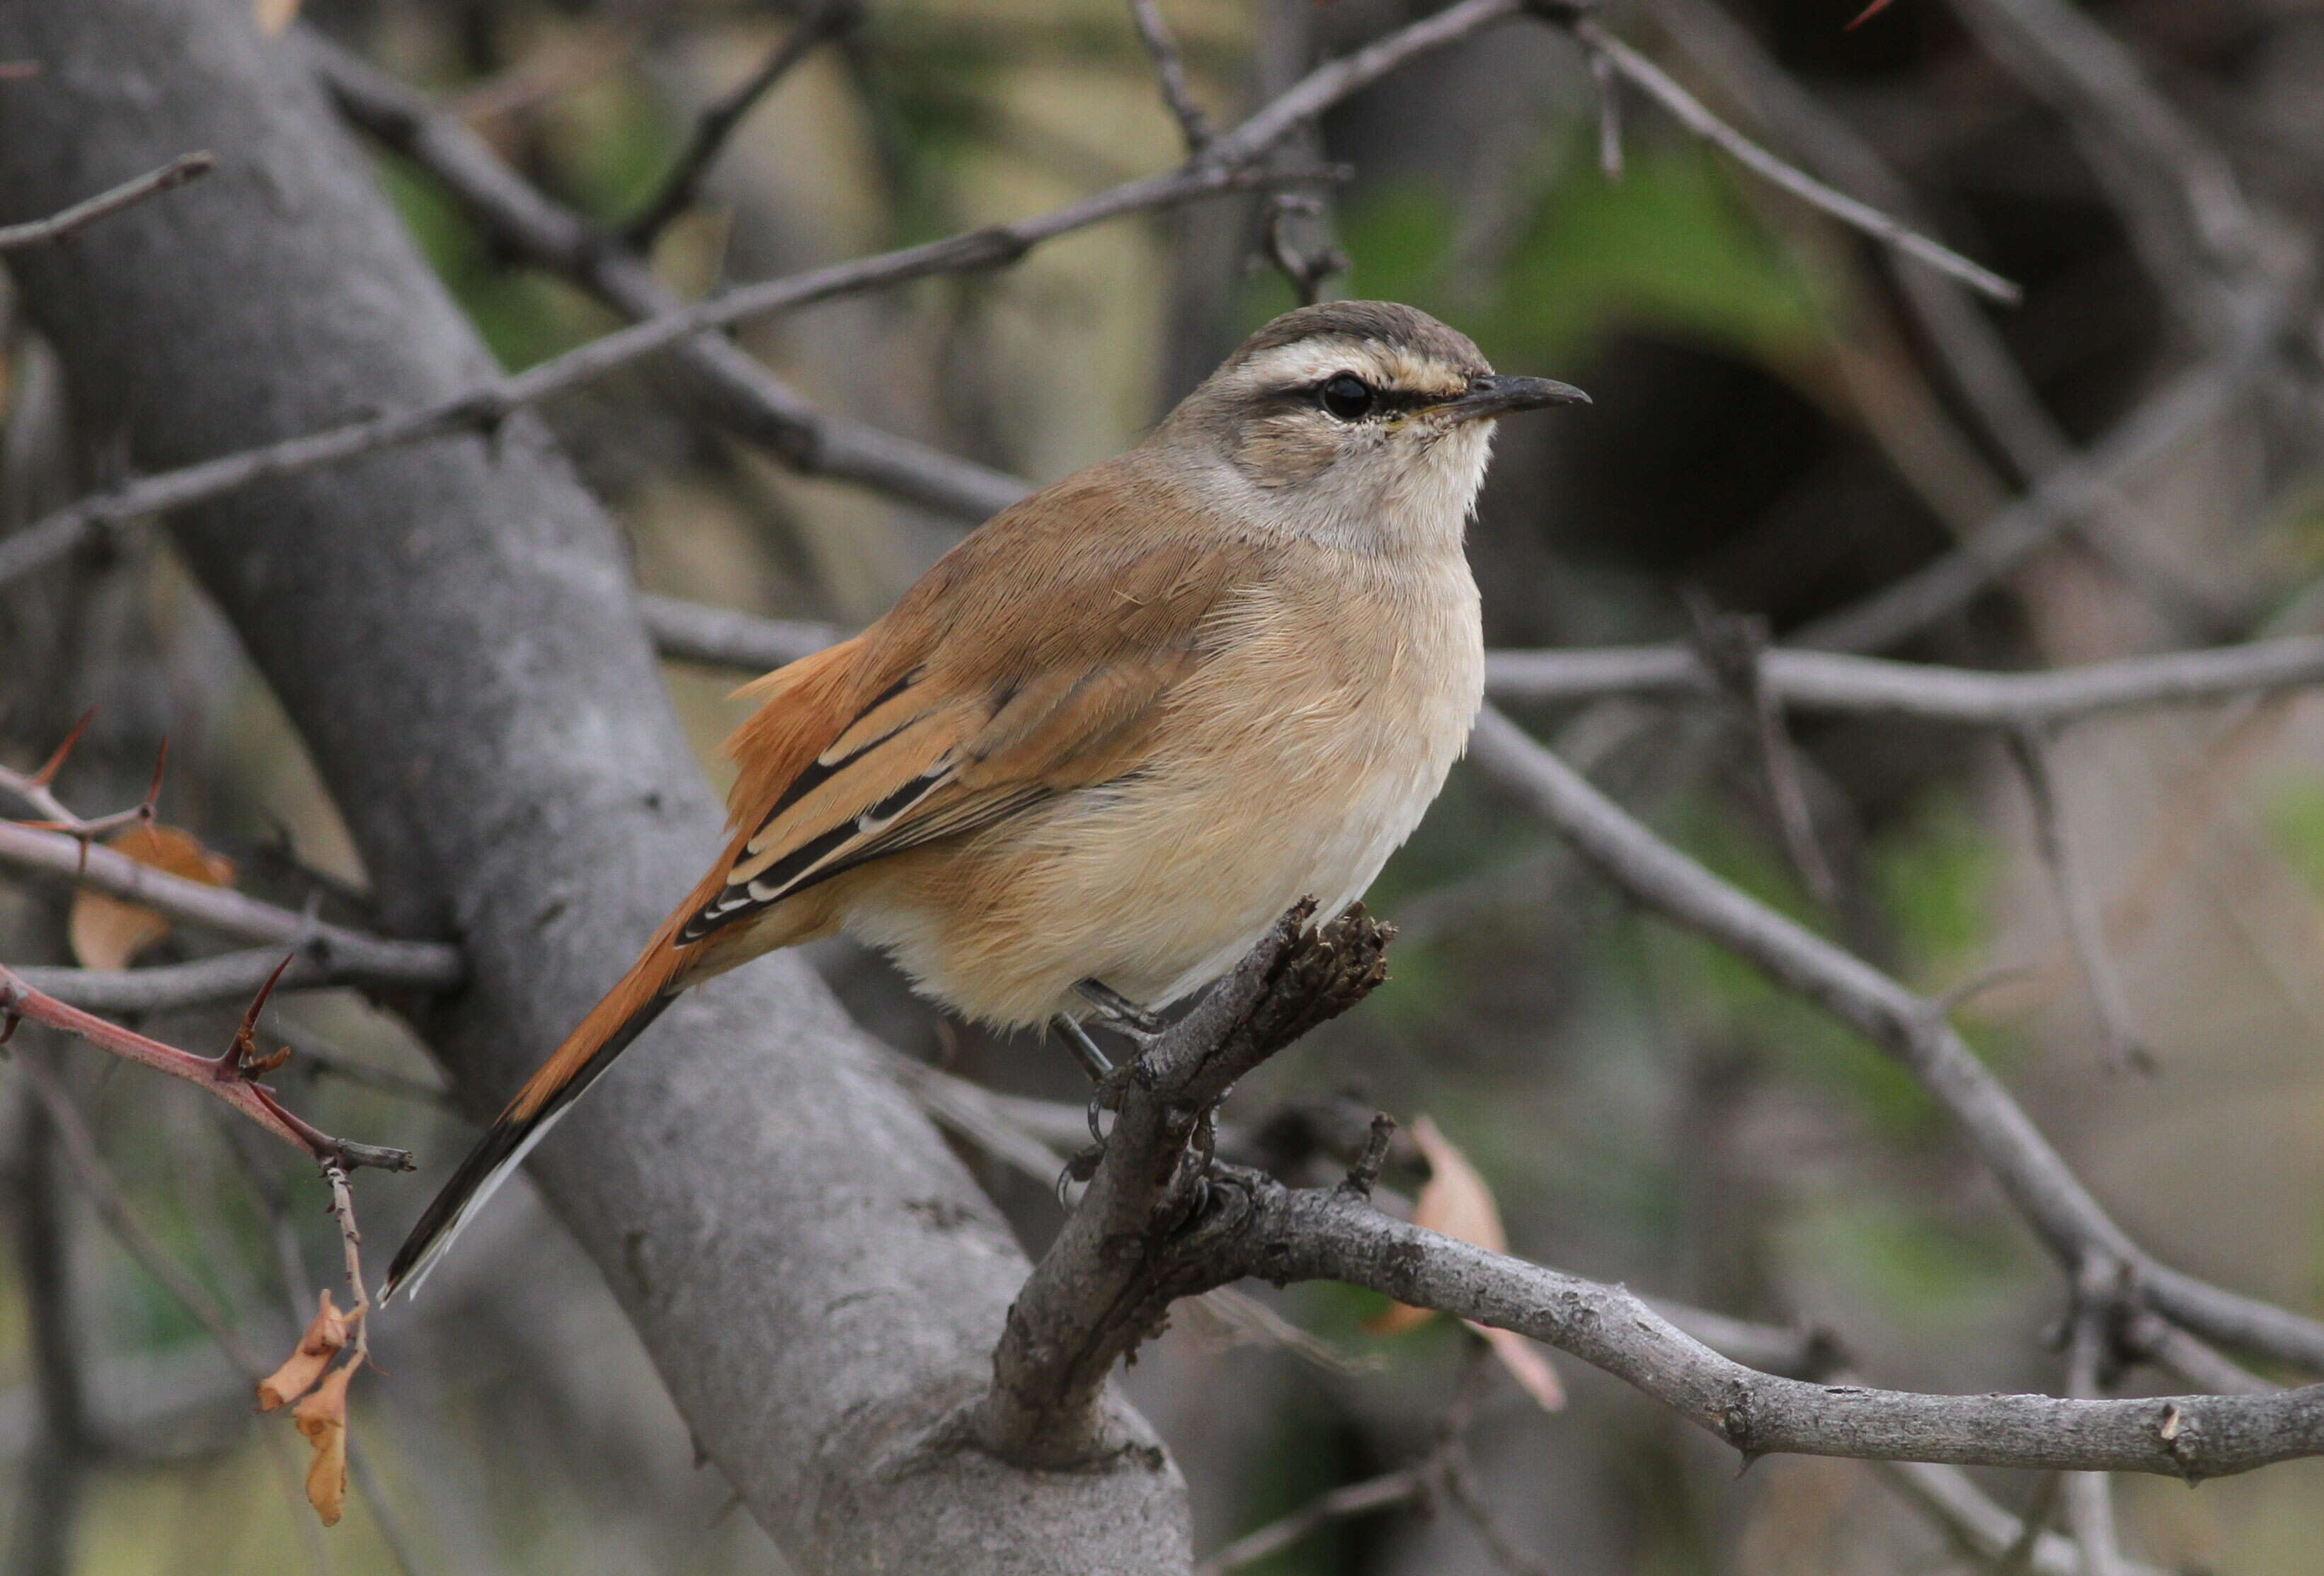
[1319,374,1374,420]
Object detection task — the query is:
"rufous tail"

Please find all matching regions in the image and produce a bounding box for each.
[381,927,689,1303]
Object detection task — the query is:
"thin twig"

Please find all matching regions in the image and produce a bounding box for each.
[305,29,1031,525]
[1792,280,2300,654]
[1872,1461,2163,1576]
[11,1053,269,1376]
[2005,729,2152,1074]
[1950,0,2257,333]
[641,589,2324,728]
[1127,0,1212,154]
[1196,1460,1431,1575]
[0,820,463,988]
[1641,0,2228,640]
[0,153,1339,590]
[2119,1308,2279,1397]
[2,1078,91,1576]
[4,0,2015,586]
[11,947,452,1015]
[0,152,214,251]
[1258,193,1347,307]
[1683,591,1838,907]
[1569,19,2017,302]
[639,595,841,672]
[622,0,862,247]
[2064,1257,2131,1576]
[0,713,165,850]
[1589,45,1622,178]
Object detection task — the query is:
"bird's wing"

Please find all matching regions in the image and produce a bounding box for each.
[682,520,1260,944]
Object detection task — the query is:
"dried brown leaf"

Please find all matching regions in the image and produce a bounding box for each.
[258,1289,350,1411]
[292,1359,355,1526]
[1362,1115,1506,1335]
[1477,1323,1566,1412]
[67,824,234,970]
[1356,1117,1566,1407]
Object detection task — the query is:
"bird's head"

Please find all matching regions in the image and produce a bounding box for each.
[1152,300,1589,552]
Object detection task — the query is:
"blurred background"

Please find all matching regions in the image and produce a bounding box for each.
[5,0,2324,1570]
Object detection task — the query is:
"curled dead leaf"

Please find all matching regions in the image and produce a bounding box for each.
[67,825,234,971]
[1362,1114,1505,1335]
[1479,1324,1565,1412]
[1360,1115,1563,1410]
[258,1289,350,1411]
[293,1359,355,1527]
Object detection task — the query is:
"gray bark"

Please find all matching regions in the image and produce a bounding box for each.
[0,2,1189,1570]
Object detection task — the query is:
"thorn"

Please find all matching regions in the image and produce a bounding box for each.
[1734,1449,1765,1478]
[1845,0,1896,28]
[224,953,299,1076]
[139,738,170,835]
[31,708,94,788]
[1339,1111,1397,1197]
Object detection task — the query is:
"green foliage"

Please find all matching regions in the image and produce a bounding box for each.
[1787,1194,2025,1325]
[372,155,613,371]
[1332,125,1823,376]
[1868,784,2000,987]
[1646,791,1935,1135]
[2261,775,2324,900]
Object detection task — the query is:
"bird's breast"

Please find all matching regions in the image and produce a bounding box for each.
[838,549,1484,1027]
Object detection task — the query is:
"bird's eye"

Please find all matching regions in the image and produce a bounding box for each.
[1319,374,1374,421]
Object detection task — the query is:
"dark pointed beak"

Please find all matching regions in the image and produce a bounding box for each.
[1440,374,1591,424]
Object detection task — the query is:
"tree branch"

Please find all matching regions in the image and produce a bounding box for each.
[0,964,413,1173]
[0,3,1200,1560]
[1127,0,1212,154]
[0,149,1333,589]
[1567,16,2017,302]
[976,902,1393,1466]
[0,821,463,989]
[1464,705,2324,1374]
[2,0,2020,593]
[1791,277,2303,654]
[1238,1184,2324,1478]
[620,0,863,248]
[9,947,450,1014]
[302,28,1030,525]
[640,588,2324,729]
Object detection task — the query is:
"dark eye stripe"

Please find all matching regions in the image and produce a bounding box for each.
[1259,382,1465,417]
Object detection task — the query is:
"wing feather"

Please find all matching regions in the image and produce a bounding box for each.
[680,487,1273,947]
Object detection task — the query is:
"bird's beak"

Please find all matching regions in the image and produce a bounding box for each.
[1438,374,1591,424]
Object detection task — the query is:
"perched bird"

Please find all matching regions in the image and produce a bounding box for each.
[383,300,1586,1298]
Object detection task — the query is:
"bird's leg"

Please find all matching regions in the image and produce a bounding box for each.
[1073,978,1164,1039]
[1049,1012,1126,1188]
[1050,1014,1116,1083]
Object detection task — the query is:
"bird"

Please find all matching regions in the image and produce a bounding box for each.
[382,299,1586,1300]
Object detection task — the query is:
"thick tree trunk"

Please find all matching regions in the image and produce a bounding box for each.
[0,3,1189,1569]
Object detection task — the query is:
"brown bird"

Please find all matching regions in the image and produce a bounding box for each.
[383,300,1586,1298]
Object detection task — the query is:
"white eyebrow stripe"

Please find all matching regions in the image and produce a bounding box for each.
[1233,341,1471,394]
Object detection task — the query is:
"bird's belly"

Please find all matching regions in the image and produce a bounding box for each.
[837,661,1477,1029]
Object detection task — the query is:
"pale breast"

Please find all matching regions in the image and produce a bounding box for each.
[841,547,1484,1028]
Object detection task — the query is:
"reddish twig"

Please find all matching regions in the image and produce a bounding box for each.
[0,962,413,1174]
